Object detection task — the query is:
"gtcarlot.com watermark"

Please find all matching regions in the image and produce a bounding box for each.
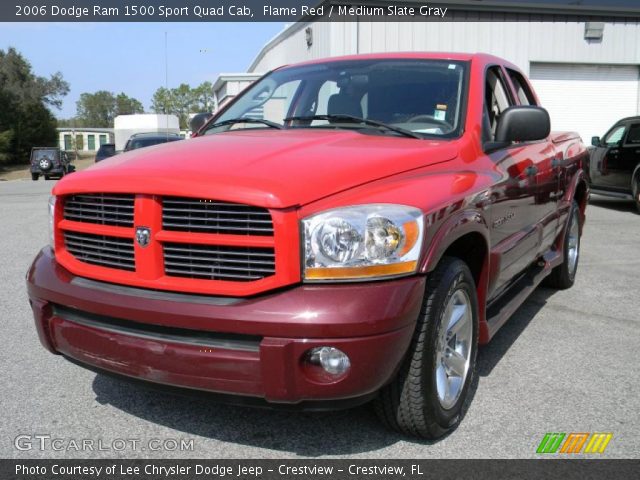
[14,434,194,452]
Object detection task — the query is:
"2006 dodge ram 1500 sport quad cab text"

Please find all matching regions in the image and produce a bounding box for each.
[27,53,588,438]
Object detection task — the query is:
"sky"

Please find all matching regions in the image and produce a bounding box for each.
[0,22,285,118]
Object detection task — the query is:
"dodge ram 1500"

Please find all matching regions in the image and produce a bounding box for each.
[27,53,588,438]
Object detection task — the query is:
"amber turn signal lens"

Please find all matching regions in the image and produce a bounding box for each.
[305,260,418,280]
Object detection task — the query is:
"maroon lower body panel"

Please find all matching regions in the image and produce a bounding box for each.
[27,248,425,405]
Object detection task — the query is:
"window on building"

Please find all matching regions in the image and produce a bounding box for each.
[99,134,108,145]
[76,134,84,150]
[64,135,72,151]
[87,135,96,151]
[506,69,537,106]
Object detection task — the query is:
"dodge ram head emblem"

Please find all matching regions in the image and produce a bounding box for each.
[135,227,151,248]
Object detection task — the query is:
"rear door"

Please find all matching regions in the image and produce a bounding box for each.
[506,67,560,251]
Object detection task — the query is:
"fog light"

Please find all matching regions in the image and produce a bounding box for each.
[308,347,350,375]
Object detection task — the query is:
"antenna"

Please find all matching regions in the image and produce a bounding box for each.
[165,31,169,140]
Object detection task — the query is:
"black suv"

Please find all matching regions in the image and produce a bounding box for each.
[588,117,640,213]
[30,147,73,181]
[123,132,182,152]
[95,143,116,162]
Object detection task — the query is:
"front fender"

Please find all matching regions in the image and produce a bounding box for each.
[419,207,490,274]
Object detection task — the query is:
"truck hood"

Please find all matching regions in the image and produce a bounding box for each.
[54,129,458,208]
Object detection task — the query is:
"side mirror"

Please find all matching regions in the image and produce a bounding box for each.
[495,106,551,143]
[189,112,213,134]
[591,136,601,147]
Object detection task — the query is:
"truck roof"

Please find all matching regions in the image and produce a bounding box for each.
[279,52,516,70]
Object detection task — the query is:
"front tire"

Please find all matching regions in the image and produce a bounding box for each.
[546,200,581,289]
[374,256,478,439]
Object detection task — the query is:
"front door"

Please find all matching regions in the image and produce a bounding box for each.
[615,122,640,193]
[484,66,547,298]
[589,123,627,190]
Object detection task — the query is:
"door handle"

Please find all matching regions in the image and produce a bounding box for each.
[525,165,538,176]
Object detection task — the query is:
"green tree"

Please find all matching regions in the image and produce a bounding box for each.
[76,90,115,127]
[151,82,213,129]
[0,47,68,165]
[194,81,214,112]
[115,92,144,116]
[75,91,144,127]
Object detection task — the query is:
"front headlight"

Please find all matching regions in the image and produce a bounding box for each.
[303,204,424,281]
[48,196,56,249]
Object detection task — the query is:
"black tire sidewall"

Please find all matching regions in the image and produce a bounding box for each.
[422,261,479,429]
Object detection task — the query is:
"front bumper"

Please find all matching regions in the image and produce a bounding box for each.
[27,248,425,405]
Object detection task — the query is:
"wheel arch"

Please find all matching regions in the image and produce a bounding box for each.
[419,210,491,342]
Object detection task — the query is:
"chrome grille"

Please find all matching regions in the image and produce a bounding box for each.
[163,243,275,281]
[64,232,135,271]
[162,197,273,236]
[64,194,134,227]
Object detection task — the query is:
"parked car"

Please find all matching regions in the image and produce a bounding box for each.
[29,147,74,181]
[123,132,182,152]
[587,116,640,212]
[27,53,589,438]
[94,143,116,162]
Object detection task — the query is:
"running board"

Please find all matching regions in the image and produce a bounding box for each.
[485,249,562,339]
[590,188,633,200]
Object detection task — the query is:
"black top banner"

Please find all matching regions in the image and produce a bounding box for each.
[3,0,640,22]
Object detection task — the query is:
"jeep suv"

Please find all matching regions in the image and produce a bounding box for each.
[30,147,73,181]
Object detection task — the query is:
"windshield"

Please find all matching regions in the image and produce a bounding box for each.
[207,59,468,139]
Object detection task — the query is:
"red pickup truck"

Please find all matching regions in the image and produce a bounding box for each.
[27,53,588,438]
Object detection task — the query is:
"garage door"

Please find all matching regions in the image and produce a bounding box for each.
[529,63,639,143]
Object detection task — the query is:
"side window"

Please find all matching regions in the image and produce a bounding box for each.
[624,124,640,145]
[604,125,626,146]
[484,67,514,143]
[507,69,536,106]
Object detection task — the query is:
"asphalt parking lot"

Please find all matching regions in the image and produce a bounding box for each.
[1,179,638,459]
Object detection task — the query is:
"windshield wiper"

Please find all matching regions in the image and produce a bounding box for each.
[284,114,422,139]
[203,117,283,132]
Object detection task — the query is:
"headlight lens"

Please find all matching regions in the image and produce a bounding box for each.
[303,204,424,281]
[48,196,56,249]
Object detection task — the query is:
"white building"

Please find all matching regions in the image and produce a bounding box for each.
[216,0,640,143]
[57,128,114,153]
[212,73,263,111]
